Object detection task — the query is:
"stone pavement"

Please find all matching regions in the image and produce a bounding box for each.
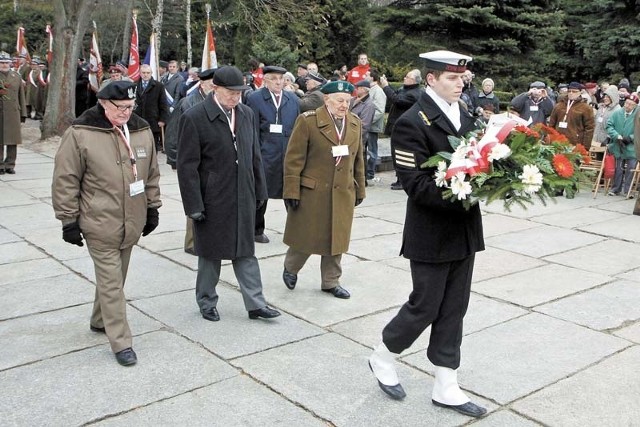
[2,128,640,426]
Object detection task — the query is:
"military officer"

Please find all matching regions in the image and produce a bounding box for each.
[368,51,486,418]
[0,51,27,174]
[281,80,366,299]
[52,80,162,366]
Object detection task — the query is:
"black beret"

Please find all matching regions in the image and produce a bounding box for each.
[212,66,249,90]
[198,68,216,81]
[97,80,137,100]
[263,65,287,75]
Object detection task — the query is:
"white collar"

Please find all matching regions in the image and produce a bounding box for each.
[425,86,461,131]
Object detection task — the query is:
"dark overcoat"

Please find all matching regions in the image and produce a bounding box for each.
[177,94,267,260]
[246,87,300,198]
[391,91,484,263]
[165,89,205,167]
[0,70,27,145]
[134,78,169,133]
[283,106,366,256]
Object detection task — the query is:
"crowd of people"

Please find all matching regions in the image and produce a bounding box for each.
[2,46,639,418]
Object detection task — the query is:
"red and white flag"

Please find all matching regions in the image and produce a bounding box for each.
[16,27,31,63]
[200,16,217,71]
[127,14,140,81]
[45,25,53,65]
[88,23,103,92]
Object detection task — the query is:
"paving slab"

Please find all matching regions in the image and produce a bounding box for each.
[484,225,605,258]
[616,266,640,282]
[0,228,22,245]
[530,206,627,229]
[0,201,60,232]
[535,280,640,330]
[0,331,238,426]
[355,201,407,224]
[578,214,640,242]
[136,230,184,252]
[472,246,547,283]
[20,225,89,261]
[512,346,640,427]
[481,213,541,238]
[132,289,324,359]
[95,375,327,426]
[613,321,640,343]
[0,187,37,207]
[157,248,199,270]
[0,257,71,288]
[233,333,496,426]
[480,191,608,218]
[151,210,189,234]
[471,409,542,427]
[4,177,53,190]
[543,239,640,276]
[0,240,47,265]
[401,313,630,404]
[350,216,404,240]
[0,163,53,180]
[347,233,404,261]
[0,304,162,370]
[473,264,613,307]
[594,197,636,213]
[62,247,196,299]
[0,272,94,320]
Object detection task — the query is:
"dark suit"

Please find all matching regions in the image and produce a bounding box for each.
[382,91,484,369]
[134,78,169,149]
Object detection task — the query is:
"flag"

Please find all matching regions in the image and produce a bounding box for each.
[45,25,53,65]
[88,24,103,92]
[142,31,159,80]
[200,16,217,71]
[16,27,31,63]
[127,15,140,81]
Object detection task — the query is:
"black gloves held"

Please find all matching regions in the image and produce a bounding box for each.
[189,211,206,222]
[142,208,159,236]
[355,198,363,206]
[284,199,299,211]
[62,221,84,247]
[622,136,633,145]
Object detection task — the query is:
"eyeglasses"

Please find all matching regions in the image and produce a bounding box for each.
[109,100,136,112]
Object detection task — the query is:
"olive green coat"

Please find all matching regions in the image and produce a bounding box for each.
[283,106,366,256]
[0,70,27,145]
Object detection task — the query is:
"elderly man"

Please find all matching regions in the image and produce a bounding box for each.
[295,64,308,94]
[299,72,327,112]
[52,80,162,366]
[134,64,169,153]
[510,81,555,126]
[0,51,27,174]
[161,60,184,108]
[246,65,300,244]
[368,51,486,418]
[350,80,375,150]
[606,93,639,197]
[365,69,387,182]
[281,80,366,299]
[177,66,280,322]
[549,81,595,148]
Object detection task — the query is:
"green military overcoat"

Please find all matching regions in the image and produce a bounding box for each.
[0,69,27,145]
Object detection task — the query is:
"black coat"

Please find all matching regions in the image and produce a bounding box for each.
[165,89,206,167]
[134,78,169,134]
[383,83,422,135]
[391,91,485,263]
[176,94,267,260]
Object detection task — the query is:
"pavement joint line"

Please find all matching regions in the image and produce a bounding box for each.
[226,331,329,363]
[0,300,91,323]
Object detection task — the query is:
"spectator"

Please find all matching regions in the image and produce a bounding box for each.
[347,53,370,85]
[549,81,595,149]
[509,81,555,126]
[461,69,478,112]
[295,64,308,93]
[299,72,326,112]
[593,84,620,146]
[473,78,500,115]
[349,80,375,153]
[606,93,638,197]
[366,69,387,182]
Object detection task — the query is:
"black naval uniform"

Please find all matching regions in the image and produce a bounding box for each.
[382,90,484,369]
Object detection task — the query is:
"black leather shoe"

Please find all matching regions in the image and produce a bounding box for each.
[254,233,270,243]
[201,307,220,322]
[283,268,297,290]
[322,285,350,299]
[248,306,281,319]
[5,168,15,174]
[0,169,4,175]
[368,361,406,400]
[184,247,196,255]
[115,348,137,366]
[90,325,106,333]
[432,400,487,418]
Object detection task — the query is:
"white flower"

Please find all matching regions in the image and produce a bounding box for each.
[519,164,543,194]
[488,143,511,162]
[450,172,472,200]
[451,142,469,162]
[434,161,448,187]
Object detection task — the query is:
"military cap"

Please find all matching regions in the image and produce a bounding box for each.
[354,80,370,88]
[320,80,355,94]
[0,51,11,63]
[97,80,137,100]
[263,65,287,75]
[198,68,216,81]
[212,66,250,90]
[306,72,326,84]
[158,60,169,68]
[419,50,472,73]
[529,81,546,89]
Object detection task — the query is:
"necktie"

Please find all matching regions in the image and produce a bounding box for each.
[142,81,148,91]
[225,109,233,120]
[275,94,280,104]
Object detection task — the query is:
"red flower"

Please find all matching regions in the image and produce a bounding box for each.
[533,123,569,144]
[573,144,591,164]
[552,154,574,178]
[514,125,540,139]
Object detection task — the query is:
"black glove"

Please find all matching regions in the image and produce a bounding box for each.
[20,116,26,123]
[142,208,159,236]
[62,221,84,247]
[284,199,299,211]
[189,211,206,222]
[256,200,265,210]
[589,102,599,110]
[355,198,363,206]
[622,136,633,145]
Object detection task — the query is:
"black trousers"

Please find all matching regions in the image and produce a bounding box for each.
[255,199,268,236]
[382,255,475,369]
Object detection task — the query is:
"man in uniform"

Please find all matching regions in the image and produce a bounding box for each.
[177,66,280,322]
[368,51,486,418]
[52,80,162,366]
[0,51,27,174]
[281,80,366,299]
[246,65,300,244]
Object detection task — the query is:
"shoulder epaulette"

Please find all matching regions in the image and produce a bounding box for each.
[418,111,431,126]
[302,110,317,117]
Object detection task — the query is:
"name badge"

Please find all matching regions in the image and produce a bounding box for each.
[135,147,148,159]
[130,180,145,197]
[352,71,359,78]
[558,121,568,129]
[332,145,349,157]
[529,105,539,112]
[270,124,283,134]
[597,116,603,123]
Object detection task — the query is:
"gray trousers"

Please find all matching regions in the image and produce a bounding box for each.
[1,144,17,169]
[284,247,342,289]
[196,255,267,312]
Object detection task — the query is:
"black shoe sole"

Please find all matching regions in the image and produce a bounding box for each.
[90,325,106,333]
[432,399,487,417]
[368,361,406,400]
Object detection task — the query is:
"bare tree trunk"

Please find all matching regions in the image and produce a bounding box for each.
[121,0,134,63]
[41,0,94,139]
[153,0,164,54]
[185,0,192,66]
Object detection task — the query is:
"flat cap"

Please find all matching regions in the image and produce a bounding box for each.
[263,65,287,74]
[529,81,546,89]
[198,68,216,81]
[419,50,472,73]
[307,72,326,84]
[567,81,584,90]
[297,63,307,70]
[97,80,137,100]
[354,80,370,88]
[320,80,355,94]
[0,51,11,63]
[158,60,169,68]
[212,66,249,90]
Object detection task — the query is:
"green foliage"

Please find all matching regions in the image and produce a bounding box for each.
[0,1,54,57]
